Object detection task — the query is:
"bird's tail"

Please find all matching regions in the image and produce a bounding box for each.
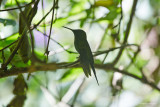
[90,64,99,85]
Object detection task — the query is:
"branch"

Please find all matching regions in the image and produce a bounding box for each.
[45,0,58,59]
[0,1,34,12]
[0,40,18,52]
[35,28,77,54]
[94,44,139,56]
[111,67,160,92]
[0,63,59,78]
[45,0,55,54]
[1,35,25,69]
[0,62,159,92]
[113,0,138,65]
[31,4,55,30]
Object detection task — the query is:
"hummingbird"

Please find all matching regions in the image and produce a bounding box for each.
[63,26,99,85]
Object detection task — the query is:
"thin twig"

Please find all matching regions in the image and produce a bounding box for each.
[31,6,54,30]
[125,46,140,69]
[60,44,139,68]
[112,1,123,42]
[1,33,24,69]
[102,53,108,64]
[94,27,108,51]
[41,0,47,53]
[0,1,34,12]
[15,0,35,59]
[1,0,39,69]
[0,40,18,52]
[45,0,58,59]
[111,67,160,92]
[113,0,138,65]
[2,50,5,64]
[94,44,139,56]
[35,28,77,54]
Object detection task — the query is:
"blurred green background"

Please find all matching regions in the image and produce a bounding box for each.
[0,0,160,107]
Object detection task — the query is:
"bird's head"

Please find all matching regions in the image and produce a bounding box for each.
[63,26,87,39]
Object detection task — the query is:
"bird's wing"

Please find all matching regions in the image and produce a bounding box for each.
[75,39,94,61]
[78,41,99,85]
[79,49,91,77]
[80,48,99,85]
[85,42,94,63]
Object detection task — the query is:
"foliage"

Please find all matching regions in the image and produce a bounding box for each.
[0,0,160,106]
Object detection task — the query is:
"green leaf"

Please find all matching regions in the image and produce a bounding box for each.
[0,33,19,50]
[105,7,119,20]
[6,33,19,41]
[0,18,16,26]
[136,56,148,68]
[68,0,87,15]
[5,0,31,7]
[0,40,16,50]
[53,17,68,27]
[80,9,92,27]
[127,65,142,78]
[105,11,118,20]
[18,35,31,63]
[59,68,83,82]
[0,49,29,67]
[94,59,102,64]
[34,50,46,61]
[18,0,39,63]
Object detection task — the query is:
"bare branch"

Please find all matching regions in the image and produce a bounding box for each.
[113,0,138,65]
[0,62,159,92]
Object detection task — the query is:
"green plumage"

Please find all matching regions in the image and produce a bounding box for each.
[63,26,99,85]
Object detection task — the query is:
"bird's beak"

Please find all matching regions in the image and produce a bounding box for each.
[62,26,73,31]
